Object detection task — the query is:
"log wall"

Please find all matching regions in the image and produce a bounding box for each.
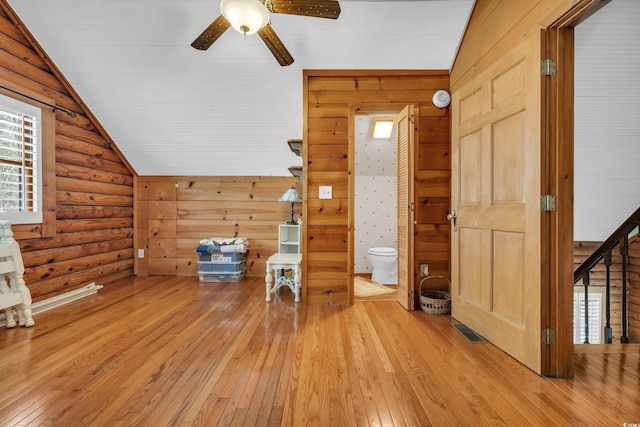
[303,70,451,306]
[0,4,134,302]
[135,176,301,278]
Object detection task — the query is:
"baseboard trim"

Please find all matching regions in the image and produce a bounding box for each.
[0,282,103,328]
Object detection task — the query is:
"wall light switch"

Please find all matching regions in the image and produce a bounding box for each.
[319,186,332,199]
[138,249,145,258]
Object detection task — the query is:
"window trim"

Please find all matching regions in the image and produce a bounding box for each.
[0,79,56,238]
[1,95,42,223]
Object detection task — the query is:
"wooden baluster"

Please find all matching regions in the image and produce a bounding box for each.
[583,272,590,344]
[620,235,629,343]
[604,249,613,344]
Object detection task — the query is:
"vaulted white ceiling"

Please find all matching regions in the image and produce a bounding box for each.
[7,0,474,176]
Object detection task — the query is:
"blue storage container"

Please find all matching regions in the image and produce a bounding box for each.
[198,252,245,263]
[197,259,245,273]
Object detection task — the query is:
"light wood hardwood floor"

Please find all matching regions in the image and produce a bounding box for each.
[0,276,638,426]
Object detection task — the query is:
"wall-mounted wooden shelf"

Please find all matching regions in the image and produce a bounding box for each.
[288,166,302,181]
[287,139,302,157]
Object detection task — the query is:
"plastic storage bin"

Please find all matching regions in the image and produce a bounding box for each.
[198,252,245,263]
[198,269,246,283]
[197,259,245,273]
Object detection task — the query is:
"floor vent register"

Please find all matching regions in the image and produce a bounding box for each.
[452,323,487,343]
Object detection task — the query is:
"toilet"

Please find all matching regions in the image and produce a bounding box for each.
[367,247,398,285]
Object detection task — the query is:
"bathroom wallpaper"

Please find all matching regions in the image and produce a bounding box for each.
[354,115,398,274]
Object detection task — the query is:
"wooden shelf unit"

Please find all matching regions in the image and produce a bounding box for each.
[278,224,300,254]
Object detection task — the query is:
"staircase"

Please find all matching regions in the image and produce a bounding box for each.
[574,206,640,344]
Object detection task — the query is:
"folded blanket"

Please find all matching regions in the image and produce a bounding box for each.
[197,244,247,254]
[197,237,249,254]
[199,237,247,246]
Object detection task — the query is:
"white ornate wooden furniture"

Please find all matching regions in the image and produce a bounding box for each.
[0,220,34,328]
[278,224,300,254]
[265,253,302,302]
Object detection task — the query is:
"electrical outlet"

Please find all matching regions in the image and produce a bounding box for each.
[420,264,429,277]
[138,249,144,258]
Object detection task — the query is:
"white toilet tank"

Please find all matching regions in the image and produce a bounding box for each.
[368,247,398,285]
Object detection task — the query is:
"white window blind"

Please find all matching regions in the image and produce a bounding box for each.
[0,94,42,224]
[573,287,604,344]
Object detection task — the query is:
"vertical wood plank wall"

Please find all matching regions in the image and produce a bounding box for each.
[303,70,451,306]
[135,176,300,278]
[0,5,135,302]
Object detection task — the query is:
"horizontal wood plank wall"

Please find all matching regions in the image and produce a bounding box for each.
[0,5,135,302]
[304,70,451,306]
[135,176,300,278]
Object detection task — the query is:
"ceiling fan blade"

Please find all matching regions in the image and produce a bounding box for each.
[257,23,294,66]
[191,15,231,50]
[266,0,341,19]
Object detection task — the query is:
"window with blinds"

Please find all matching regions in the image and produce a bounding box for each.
[0,93,42,224]
[573,286,605,344]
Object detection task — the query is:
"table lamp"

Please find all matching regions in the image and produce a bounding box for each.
[278,185,302,224]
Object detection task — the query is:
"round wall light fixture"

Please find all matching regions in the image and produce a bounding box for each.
[432,90,451,108]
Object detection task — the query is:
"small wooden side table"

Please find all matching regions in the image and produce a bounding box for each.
[265,253,302,302]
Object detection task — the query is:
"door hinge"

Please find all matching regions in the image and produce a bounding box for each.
[540,195,556,212]
[541,59,556,76]
[542,327,556,345]
[410,202,414,212]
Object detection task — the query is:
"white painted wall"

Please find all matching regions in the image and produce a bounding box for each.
[7,0,473,177]
[354,115,397,274]
[574,0,640,241]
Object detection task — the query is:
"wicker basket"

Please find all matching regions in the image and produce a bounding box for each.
[419,275,451,315]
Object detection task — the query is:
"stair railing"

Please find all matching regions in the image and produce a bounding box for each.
[574,206,640,344]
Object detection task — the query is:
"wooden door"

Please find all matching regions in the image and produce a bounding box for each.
[397,105,415,310]
[451,38,542,373]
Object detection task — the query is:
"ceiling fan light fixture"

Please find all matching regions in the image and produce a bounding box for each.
[220,0,270,35]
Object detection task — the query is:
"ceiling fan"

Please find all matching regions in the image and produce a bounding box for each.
[191,0,341,66]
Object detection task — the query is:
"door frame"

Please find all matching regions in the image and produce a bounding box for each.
[348,103,416,306]
[542,0,611,377]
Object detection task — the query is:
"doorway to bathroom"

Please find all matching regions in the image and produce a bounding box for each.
[348,103,418,308]
[353,112,399,301]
